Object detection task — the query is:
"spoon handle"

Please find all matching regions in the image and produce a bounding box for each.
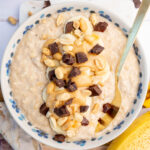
[117,0,150,77]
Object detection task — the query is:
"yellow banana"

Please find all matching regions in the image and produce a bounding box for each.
[108,111,150,150]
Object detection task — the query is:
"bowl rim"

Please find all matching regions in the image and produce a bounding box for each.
[0,1,149,149]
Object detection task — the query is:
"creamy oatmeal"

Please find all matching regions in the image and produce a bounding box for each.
[10,11,139,142]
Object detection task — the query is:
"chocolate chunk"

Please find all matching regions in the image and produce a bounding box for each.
[65,22,74,33]
[98,118,105,125]
[68,67,81,78]
[53,134,65,142]
[64,98,73,105]
[53,78,66,88]
[80,106,89,113]
[40,103,49,115]
[48,42,59,55]
[103,103,119,118]
[88,84,102,96]
[81,117,89,126]
[94,22,108,32]
[48,70,56,81]
[62,53,75,65]
[43,1,51,8]
[66,80,77,92]
[133,0,141,8]
[75,52,88,64]
[89,44,104,55]
[54,105,70,117]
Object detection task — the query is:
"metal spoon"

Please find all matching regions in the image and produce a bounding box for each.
[97,0,150,131]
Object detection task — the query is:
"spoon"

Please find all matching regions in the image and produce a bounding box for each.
[96,0,150,131]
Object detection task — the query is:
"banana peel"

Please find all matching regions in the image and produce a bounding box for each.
[108,111,150,150]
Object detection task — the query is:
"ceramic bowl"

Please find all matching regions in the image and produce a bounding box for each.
[0,2,149,150]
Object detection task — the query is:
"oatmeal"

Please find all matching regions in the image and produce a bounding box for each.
[10,11,139,142]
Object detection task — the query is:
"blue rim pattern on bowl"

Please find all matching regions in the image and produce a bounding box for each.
[3,6,143,147]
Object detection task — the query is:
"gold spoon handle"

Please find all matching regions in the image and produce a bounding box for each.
[117,0,150,77]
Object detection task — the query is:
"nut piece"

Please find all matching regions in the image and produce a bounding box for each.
[94,58,105,70]
[28,11,32,16]
[73,20,80,29]
[59,34,76,45]
[47,82,55,94]
[63,45,73,52]
[53,53,62,60]
[8,16,17,25]
[41,54,48,62]
[89,13,98,26]
[42,47,50,55]
[84,35,95,44]
[44,59,59,67]
[55,67,64,79]
[57,117,68,126]
[92,103,99,114]
[75,39,82,46]
[74,29,82,38]
[56,14,64,26]
[56,93,71,101]
[79,18,88,32]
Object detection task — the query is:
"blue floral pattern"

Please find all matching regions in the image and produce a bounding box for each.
[3,6,144,148]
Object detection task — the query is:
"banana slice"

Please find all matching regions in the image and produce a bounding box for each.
[46,67,53,81]
[49,116,66,135]
[42,87,47,102]
[64,16,93,35]
[108,111,150,150]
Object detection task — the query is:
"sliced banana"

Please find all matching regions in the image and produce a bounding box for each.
[46,67,53,81]
[64,16,93,35]
[49,116,66,135]
[42,87,47,102]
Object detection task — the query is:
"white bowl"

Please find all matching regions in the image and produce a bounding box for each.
[1,2,149,150]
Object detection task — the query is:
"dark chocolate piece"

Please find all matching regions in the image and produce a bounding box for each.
[80,106,89,113]
[88,84,102,96]
[43,1,51,8]
[66,80,77,92]
[40,103,49,115]
[48,42,59,55]
[54,105,70,117]
[68,67,81,78]
[94,22,108,32]
[103,103,119,118]
[53,134,65,142]
[65,22,74,33]
[64,98,73,105]
[81,117,89,126]
[62,53,75,65]
[53,78,66,88]
[89,44,104,55]
[48,70,56,81]
[75,52,88,64]
[98,118,105,125]
[133,0,141,8]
